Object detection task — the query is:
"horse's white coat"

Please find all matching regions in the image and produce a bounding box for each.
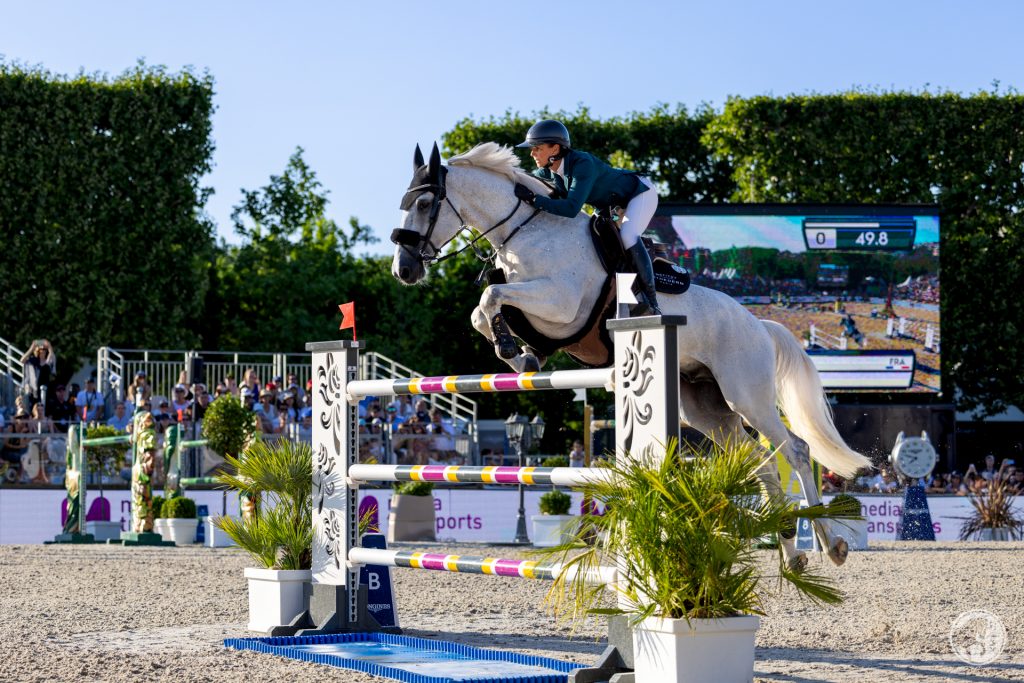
[393,143,872,567]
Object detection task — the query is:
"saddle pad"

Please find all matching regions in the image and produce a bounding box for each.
[654,259,691,294]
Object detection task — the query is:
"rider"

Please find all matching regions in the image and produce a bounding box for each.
[512,119,661,315]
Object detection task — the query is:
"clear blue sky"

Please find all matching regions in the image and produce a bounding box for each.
[3,1,1022,256]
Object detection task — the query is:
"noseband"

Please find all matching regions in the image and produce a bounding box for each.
[390,164,539,267]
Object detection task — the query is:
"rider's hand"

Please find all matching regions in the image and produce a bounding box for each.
[513,183,536,205]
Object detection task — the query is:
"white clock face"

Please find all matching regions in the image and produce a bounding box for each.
[894,438,937,479]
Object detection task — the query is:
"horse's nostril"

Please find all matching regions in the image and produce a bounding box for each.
[399,266,411,281]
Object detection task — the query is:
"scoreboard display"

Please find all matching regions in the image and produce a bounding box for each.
[803,217,917,251]
[660,204,941,394]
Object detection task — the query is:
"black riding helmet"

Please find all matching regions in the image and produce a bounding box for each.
[515,119,571,150]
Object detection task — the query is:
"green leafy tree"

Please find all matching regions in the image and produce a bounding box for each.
[0,61,215,365]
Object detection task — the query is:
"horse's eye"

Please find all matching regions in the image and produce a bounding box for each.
[417,196,431,211]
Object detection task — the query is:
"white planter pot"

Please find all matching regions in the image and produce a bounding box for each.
[165,518,199,546]
[84,520,123,542]
[633,614,760,683]
[530,515,576,547]
[244,567,311,633]
[205,517,237,547]
[978,527,1011,541]
[153,518,170,538]
[834,518,869,550]
[386,494,436,542]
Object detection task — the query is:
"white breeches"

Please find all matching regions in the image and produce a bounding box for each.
[620,176,658,249]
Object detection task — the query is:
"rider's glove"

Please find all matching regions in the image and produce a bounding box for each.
[513,183,536,205]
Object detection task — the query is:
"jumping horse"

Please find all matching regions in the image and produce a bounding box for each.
[391,142,871,568]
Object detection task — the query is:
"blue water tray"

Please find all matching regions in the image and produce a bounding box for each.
[224,632,578,683]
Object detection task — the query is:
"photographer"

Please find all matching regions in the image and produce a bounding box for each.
[20,339,56,408]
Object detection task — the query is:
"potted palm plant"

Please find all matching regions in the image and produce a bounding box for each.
[546,439,855,683]
[959,477,1024,541]
[532,489,575,548]
[387,480,436,542]
[161,496,199,545]
[829,493,868,549]
[215,440,312,633]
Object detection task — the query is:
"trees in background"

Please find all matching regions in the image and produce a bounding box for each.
[0,62,215,365]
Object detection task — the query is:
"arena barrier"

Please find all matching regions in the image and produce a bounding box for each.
[808,323,848,350]
[296,309,687,636]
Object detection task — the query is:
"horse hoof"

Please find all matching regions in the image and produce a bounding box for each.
[828,537,849,566]
[495,340,518,360]
[788,553,808,572]
[522,355,541,373]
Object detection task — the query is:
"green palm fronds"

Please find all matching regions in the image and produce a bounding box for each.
[543,438,847,625]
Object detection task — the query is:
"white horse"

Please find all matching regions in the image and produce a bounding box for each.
[391,142,871,568]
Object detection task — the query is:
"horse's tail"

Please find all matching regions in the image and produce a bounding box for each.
[763,320,872,479]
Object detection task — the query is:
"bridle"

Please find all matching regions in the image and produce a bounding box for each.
[390,151,540,268]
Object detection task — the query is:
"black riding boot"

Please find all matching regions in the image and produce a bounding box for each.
[628,242,662,316]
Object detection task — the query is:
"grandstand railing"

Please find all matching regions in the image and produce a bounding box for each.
[0,336,26,410]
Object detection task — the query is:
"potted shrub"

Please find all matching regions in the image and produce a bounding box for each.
[829,493,868,549]
[387,480,436,542]
[83,425,130,541]
[152,495,168,538]
[215,440,313,633]
[532,489,575,548]
[202,394,258,521]
[161,496,198,545]
[546,439,854,683]
[541,456,569,468]
[959,477,1024,541]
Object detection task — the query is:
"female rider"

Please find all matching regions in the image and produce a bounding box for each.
[512,119,661,315]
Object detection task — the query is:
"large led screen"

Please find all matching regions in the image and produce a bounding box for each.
[649,205,941,392]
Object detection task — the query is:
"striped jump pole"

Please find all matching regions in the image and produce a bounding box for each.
[300,301,686,635]
[346,367,613,401]
[348,547,618,585]
[348,463,614,487]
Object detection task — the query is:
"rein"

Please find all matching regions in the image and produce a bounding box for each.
[391,167,541,269]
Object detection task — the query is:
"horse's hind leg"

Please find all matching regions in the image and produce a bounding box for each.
[733,398,849,566]
[678,381,807,571]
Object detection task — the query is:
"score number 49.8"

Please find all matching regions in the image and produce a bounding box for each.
[853,231,888,246]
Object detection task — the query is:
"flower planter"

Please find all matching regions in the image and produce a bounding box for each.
[153,518,170,538]
[84,520,123,543]
[244,567,311,633]
[205,516,237,547]
[977,527,1011,541]
[164,518,199,546]
[633,615,760,683]
[530,514,576,547]
[386,494,436,542]
[834,518,869,550]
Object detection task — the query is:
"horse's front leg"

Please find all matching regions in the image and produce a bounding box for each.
[475,281,580,372]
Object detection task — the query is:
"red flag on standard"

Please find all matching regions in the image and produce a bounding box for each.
[338,302,357,340]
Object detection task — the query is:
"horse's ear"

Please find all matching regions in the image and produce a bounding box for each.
[428,142,441,177]
[413,144,424,170]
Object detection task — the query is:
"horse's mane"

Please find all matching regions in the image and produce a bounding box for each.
[447,142,532,181]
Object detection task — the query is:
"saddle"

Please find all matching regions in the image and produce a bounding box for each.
[487,210,690,368]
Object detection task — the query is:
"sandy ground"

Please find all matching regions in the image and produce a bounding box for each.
[0,541,1021,683]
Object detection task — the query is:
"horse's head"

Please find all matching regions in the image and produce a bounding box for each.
[391,143,459,285]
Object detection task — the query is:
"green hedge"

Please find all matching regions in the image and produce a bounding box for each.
[0,61,215,363]
[161,496,197,519]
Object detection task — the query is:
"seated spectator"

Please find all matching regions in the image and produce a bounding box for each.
[171,384,191,417]
[224,374,239,398]
[242,368,261,401]
[212,383,227,400]
[978,454,998,481]
[254,389,280,434]
[278,391,299,425]
[106,401,132,431]
[126,370,152,407]
[389,395,414,420]
[947,472,968,495]
[427,408,457,460]
[189,384,210,424]
[297,412,313,443]
[1010,469,1024,494]
[414,399,430,423]
[48,385,76,431]
[569,439,585,468]
[869,467,898,493]
[286,373,305,403]
[240,388,256,412]
[925,473,947,494]
[1,409,31,482]
[76,378,105,423]
[20,339,56,408]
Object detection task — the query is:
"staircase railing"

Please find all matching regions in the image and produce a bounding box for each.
[0,337,26,410]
